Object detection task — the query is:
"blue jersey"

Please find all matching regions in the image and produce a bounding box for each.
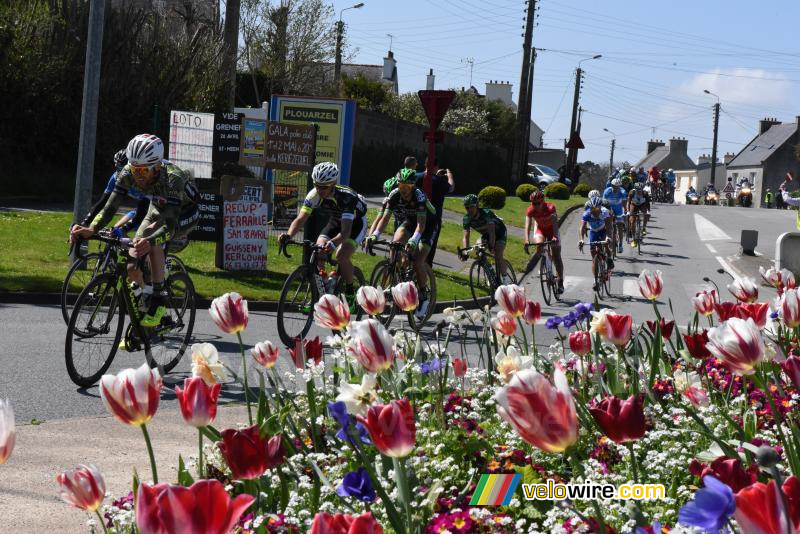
[104,172,145,220]
[582,207,611,232]
[602,186,627,216]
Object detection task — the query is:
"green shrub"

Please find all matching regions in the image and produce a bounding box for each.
[573,183,591,197]
[544,182,570,200]
[478,186,506,209]
[515,183,537,202]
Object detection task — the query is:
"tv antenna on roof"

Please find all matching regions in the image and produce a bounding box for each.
[387,33,394,52]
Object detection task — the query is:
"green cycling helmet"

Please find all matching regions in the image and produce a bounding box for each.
[463,194,479,207]
[398,168,416,184]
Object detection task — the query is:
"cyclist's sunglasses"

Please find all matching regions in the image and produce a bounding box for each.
[130,164,157,177]
[315,183,334,191]
[532,200,542,205]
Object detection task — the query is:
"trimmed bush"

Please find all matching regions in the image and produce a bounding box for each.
[515,183,537,202]
[478,186,506,209]
[544,182,570,200]
[573,183,591,197]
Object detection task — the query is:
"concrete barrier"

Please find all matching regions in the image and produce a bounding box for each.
[775,232,800,275]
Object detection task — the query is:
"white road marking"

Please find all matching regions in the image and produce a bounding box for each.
[715,255,741,281]
[705,243,717,253]
[623,279,641,299]
[694,213,731,241]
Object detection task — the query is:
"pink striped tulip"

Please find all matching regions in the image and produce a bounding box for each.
[494,367,578,453]
[495,284,526,317]
[356,286,385,316]
[590,310,632,346]
[356,399,416,458]
[760,266,796,293]
[99,363,162,426]
[347,319,395,374]
[706,317,765,375]
[0,399,13,465]
[728,277,759,303]
[251,340,280,369]
[391,282,418,312]
[175,377,221,428]
[781,356,800,388]
[569,330,592,356]
[692,289,717,316]
[735,302,769,329]
[783,268,797,290]
[781,289,800,328]
[314,294,351,330]
[491,310,517,337]
[56,464,106,512]
[209,292,249,334]
[523,300,542,325]
[637,269,663,300]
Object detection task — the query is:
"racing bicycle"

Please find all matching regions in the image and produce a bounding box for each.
[459,242,517,308]
[524,241,559,305]
[629,211,645,254]
[579,239,612,298]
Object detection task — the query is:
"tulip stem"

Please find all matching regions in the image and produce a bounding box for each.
[517,317,529,355]
[198,429,204,479]
[141,423,158,484]
[626,442,639,484]
[394,457,414,533]
[236,333,254,425]
[95,510,109,534]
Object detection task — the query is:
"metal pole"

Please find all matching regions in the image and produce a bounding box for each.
[609,138,615,174]
[334,20,344,94]
[512,0,535,183]
[709,102,720,188]
[566,67,582,179]
[72,0,105,230]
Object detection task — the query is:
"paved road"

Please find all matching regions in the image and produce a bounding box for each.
[1,203,795,423]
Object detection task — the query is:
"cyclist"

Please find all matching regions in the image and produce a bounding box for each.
[626,182,651,244]
[602,178,627,254]
[666,168,676,202]
[524,190,564,294]
[578,197,614,290]
[460,194,511,285]
[368,168,437,319]
[280,162,367,310]
[70,134,199,328]
[585,189,610,210]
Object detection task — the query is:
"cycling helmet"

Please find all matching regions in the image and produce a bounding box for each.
[588,197,603,209]
[588,189,600,199]
[113,149,128,171]
[634,182,644,191]
[126,134,163,166]
[311,161,339,185]
[529,189,544,203]
[398,168,416,184]
[611,178,622,187]
[463,194,479,207]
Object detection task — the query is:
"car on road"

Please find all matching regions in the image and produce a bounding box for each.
[527,163,572,187]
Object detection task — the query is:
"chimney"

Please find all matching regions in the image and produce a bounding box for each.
[723,152,735,165]
[426,68,435,90]
[796,115,800,128]
[759,117,780,135]
[485,80,513,108]
[698,154,712,165]
[382,50,396,82]
[669,137,689,156]
[646,139,665,154]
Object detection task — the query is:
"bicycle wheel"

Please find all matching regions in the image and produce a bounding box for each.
[166,254,188,276]
[636,219,643,254]
[277,266,316,346]
[334,266,366,323]
[539,258,552,305]
[369,260,399,327]
[144,272,196,373]
[501,260,517,284]
[65,274,125,387]
[61,253,103,325]
[603,260,613,297]
[408,263,436,330]
[469,261,493,309]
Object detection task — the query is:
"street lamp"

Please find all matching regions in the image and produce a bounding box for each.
[567,54,602,178]
[704,89,721,187]
[578,54,603,69]
[334,2,365,94]
[603,128,616,175]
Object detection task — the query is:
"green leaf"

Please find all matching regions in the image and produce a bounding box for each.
[257,371,269,425]
[177,455,195,487]
[201,425,221,442]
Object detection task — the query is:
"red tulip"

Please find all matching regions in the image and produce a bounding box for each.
[310,511,384,534]
[99,363,162,427]
[491,310,517,336]
[523,300,542,325]
[217,424,284,480]
[683,331,711,359]
[494,367,578,453]
[637,269,663,300]
[251,340,280,369]
[314,294,351,330]
[0,398,14,465]
[715,301,739,322]
[356,286,385,316]
[56,464,106,512]
[175,377,221,428]
[728,277,759,303]
[782,289,800,328]
[569,331,592,356]
[589,394,646,443]
[289,337,323,369]
[209,292,248,334]
[136,480,254,534]
[452,358,467,378]
[356,399,416,458]
[646,318,675,340]
[782,356,800,388]
[694,456,757,493]
[347,319,394,374]
[735,478,800,534]
[692,289,717,316]
[736,302,769,329]
[391,282,418,312]
[706,317,765,375]
[495,284,526,317]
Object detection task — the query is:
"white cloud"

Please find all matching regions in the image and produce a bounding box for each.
[676,68,792,107]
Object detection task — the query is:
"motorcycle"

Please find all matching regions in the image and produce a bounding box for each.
[704,191,718,205]
[686,191,700,205]
[737,185,753,207]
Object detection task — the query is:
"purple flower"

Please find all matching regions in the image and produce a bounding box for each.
[574,302,593,320]
[545,316,563,329]
[328,401,371,447]
[678,475,735,532]
[770,310,780,320]
[336,467,376,502]
[562,311,578,328]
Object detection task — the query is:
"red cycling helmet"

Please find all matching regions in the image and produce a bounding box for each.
[529,190,544,203]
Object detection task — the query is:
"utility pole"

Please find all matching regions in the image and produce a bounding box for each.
[565,67,582,178]
[223,0,241,108]
[334,20,344,93]
[609,138,615,172]
[512,0,536,183]
[461,57,475,88]
[709,102,720,187]
[518,47,537,177]
[72,0,105,235]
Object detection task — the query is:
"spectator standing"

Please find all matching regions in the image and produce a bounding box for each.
[765,188,773,209]
[416,158,454,266]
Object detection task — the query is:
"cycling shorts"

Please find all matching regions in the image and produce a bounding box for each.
[478,222,508,247]
[588,230,607,244]
[397,218,439,247]
[319,214,367,247]
[630,203,650,214]
[136,204,198,244]
[534,226,560,244]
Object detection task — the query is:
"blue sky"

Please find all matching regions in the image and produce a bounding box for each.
[331,0,800,166]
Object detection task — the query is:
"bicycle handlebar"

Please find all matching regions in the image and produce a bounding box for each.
[366,238,406,257]
[87,231,133,249]
[523,240,558,255]
[278,239,326,259]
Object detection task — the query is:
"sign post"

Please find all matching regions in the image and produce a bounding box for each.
[417,90,456,196]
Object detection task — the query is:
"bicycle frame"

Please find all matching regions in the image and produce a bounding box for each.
[459,244,498,286]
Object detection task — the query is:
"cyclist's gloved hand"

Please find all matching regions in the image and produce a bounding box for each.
[278,233,290,246]
[458,249,468,261]
[111,227,124,239]
[323,240,336,253]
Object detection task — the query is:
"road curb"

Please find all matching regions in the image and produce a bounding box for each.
[519,202,584,283]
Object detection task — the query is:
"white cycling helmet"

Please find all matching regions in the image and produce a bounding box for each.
[126,134,163,166]
[588,189,600,199]
[312,161,340,186]
[611,178,622,187]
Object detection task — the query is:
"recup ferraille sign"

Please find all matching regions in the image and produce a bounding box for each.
[218,175,270,271]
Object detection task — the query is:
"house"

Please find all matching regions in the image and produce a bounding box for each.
[482,80,543,148]
[725,117,800,208]
[323,51,399,94]
[673,153,734,204]
[633,138,697,172]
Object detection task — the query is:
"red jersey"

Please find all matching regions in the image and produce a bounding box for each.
[526,202,557,233]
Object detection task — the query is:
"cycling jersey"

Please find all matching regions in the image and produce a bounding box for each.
[463,208,507,245]
[381,187,436,226]
[526,202,558,239]
[628,189,650,207]
[301,185,367,222]
[582,207,612,239]
[603,186,627,216]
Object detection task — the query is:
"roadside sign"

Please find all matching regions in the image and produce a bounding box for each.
[218,176,270,271]
[722,181,736,193]
[726,192,732,199]
[239,118,268,167]
[168,110,214,179]
[264,122,316,172]
[213,112,243,163]
[418,90,455,130]
[566,131,585,149]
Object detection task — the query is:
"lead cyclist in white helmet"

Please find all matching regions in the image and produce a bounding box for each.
[71,133,199,330]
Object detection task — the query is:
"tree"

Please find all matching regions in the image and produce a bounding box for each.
[341,73,392,112]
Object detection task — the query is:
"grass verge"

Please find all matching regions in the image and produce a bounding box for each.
[443,195,586,228]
